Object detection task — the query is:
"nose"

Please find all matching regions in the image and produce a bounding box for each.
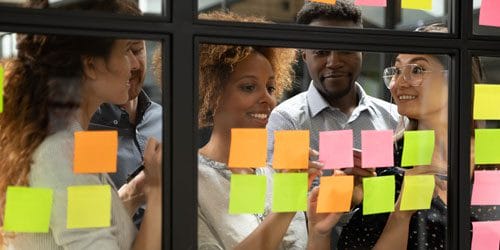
[260,88,277,108]
[325,51,343,69]
[128,52,140,71]
[394,72,412,88]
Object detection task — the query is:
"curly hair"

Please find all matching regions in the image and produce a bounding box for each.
[297,0,362,26]
[0,0,138,244]
[198,12,297,128]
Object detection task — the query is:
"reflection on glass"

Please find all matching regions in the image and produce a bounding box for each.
[198,0,450,32]
[0,30,163,248]
[0,0,163,16]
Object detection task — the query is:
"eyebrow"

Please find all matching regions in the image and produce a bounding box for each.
[234,75,275,82]
[395,56,430,65]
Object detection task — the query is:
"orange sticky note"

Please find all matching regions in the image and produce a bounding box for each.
[74,131,118,173]
[310,0,336,4]
[272,130,309,170]
[228,128,267,168]
[317,176,354,213]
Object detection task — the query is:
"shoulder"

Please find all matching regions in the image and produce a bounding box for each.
[270,92,309,125]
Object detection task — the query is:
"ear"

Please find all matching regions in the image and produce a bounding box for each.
[81,55,97,80]
[301,49,307,62]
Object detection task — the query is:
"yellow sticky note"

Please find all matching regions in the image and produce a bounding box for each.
[400,175,435,211]
[228,128,267,168]
[67,185,111,229]
[74,131,117,173]
[317,176,354,213]
[310,0,336,4]
[474,84,500,120]
[402,0,432,10]
[0,64,4,113]
[3,186,53,232]
[272,130,309,170]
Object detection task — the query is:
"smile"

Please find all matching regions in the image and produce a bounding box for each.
[249,113,268,119]
[398,95,416,100]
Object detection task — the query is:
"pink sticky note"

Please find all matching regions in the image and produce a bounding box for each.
[471,221,500,250]
[319,130,353,169]
[471,170,500,205]
[354,0,386,7]
[479,0,500,27]
[361,130,394,168]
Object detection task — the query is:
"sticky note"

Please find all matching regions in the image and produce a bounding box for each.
[400,175,435,211]
[475,129,500,164]
[471,170,500,205]
[3,186,53,232]
[361,130,394,168]
[67,185,111,229]
[402,0,432,11]
[273,130,309,170]
[354,0,386,7]
[310,0,336,4]
[317,176,354,213]
[479,0,500,27]
[401,130,435,167]
[471,221,500,250]
[74,131,118,173]
[272,173,308,212]
[473,84,500,120]
[228,128,267,168]
[0,65,3,113]
[319,130,353,169]
[228,174,267,214]
[363,176,395,215]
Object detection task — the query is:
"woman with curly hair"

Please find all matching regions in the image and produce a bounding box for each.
[0,1,161,249]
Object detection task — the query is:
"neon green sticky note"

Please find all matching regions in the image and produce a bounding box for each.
[401,130,435,167]
[475,129,500,164]
[400,175,435,211]
[272,173,308,212]
[402,0,432,10]
[229,174,267,214]
[3,186,53,232]
[474,84,500,120]
[67,185,111,229]
[363,176,395,215]
[0,65,4,113]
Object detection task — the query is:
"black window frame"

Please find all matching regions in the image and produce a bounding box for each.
[0,0,497,249]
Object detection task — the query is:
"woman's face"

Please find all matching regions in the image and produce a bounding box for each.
[215,52,277,129]
[389,54,448,120]
[89,39,139,105]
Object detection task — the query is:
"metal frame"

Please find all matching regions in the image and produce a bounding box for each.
[0,0,498,249]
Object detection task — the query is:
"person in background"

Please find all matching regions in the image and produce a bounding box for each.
[0,1,161,249]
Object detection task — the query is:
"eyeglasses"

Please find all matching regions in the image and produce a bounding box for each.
[382,64,448,89]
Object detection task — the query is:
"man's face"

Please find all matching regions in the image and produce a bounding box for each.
[302,19,362,100]
[128,40,147,101]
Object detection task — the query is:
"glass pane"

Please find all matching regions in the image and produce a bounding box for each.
[0,0,164,16]
[198,0,450,33]
[197,41,450,248]
[473,0,500,35]
[470,56,500,249]
[0,32,164,248]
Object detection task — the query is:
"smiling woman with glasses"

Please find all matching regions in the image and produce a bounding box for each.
[382,63,449,89]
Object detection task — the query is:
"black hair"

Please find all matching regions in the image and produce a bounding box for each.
[296,0,362,26]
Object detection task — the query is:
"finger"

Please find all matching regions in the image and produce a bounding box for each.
[309,186,320,203]
[349,167,376,177]
[309,148,319,158]
[308,160,324,171]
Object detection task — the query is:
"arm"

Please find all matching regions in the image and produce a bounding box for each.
[118,171,146,217]
[372,211,413,250]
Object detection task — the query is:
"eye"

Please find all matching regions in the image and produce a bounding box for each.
[131,47,144,55]
[411,65,425,74]
[267,84,276,94]
[240,84,256,92]
[313,50,330,56]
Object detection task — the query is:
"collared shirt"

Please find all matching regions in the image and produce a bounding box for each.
[267,81,400,162]
[89,90,162,189]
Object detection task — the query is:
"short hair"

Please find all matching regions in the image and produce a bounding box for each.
[198,11,297,128]
[296,0,362,26]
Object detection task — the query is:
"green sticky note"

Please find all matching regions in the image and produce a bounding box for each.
[0,65,4,113]
[475,129,500,164]
[272,173,308,212]
[401,130,435,167]
[400,175,435,211]
[363,176,395,215]
[402,0,432,10]
[229,174,267,214]
[474,84,500,120]
[3,186,53,232]
[67,185,111,229]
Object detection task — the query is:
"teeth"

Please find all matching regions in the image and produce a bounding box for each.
[399,95,416,100]
[250,113,268,119]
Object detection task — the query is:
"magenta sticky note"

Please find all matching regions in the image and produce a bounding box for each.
[354,0,386,7]
[471,170,500,205]
[479,0,500,27]
[361,130,394,168]
[471,221,500,250]
[319,130,353,169]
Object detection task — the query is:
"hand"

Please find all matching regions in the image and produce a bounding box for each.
[118,171,146,217]
[336,167,376,206]
[277,148,324,188]
[307,187,342,237]
[143,138,162,196]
